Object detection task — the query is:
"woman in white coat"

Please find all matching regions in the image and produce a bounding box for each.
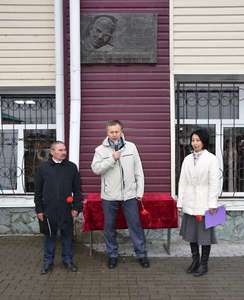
[177,128,221,277]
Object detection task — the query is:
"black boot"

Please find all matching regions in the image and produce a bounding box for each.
[194,245,211,277]
[186,243,200,274]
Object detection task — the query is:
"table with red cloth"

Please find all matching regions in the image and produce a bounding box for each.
[82,192,178,255]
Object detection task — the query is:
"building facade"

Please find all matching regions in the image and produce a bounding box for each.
[0,0,243,241]
[172,0,244,240]
[0,0,55,233]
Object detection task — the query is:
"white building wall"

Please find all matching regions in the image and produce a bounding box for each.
[173,0,244,74]
[0,0,55,87]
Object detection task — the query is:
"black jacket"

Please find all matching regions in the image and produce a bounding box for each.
[34,158,82,226]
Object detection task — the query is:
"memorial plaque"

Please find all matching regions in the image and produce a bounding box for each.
[81,13,157,64]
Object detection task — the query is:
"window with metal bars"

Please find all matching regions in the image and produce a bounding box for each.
[175,82,244,196]
[0,95,56,194]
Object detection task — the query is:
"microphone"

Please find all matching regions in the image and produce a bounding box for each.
[114,142,119,151]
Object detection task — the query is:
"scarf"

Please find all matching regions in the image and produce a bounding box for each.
[108,137,124,151]
[193,150,204,166]
[193,150,204,221]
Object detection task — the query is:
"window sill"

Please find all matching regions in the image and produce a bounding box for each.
[0,196,244,210]
[0,195,34,208]
[219,199,244,211]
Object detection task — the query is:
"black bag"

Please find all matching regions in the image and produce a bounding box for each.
[38,215,52,236]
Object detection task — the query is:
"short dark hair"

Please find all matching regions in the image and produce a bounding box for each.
[106,120,124,130]
[190,128,209,150]
[50,141,65,151]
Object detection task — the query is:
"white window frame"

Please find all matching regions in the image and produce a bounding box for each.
[176,84,244,201]
[1,124,56,194]
[0,88,58,207]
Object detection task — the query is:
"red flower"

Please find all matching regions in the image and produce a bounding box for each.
[140,206,151,227]
[139,199,150,216]
[140,200,151,222]
[141,208,150,216]
[66,196,73,204]
[195,215,203,222]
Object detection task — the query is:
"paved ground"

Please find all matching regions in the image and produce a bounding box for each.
[0,236,244,300]
[89,237,244,257]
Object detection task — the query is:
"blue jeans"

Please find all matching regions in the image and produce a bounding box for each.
[102,198,147,258]
[43,224,73,265]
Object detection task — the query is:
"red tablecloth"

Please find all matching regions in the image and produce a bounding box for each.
[82,192,178,232]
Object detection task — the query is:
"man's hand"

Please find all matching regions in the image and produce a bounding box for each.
[137,197,143,201]
[37,213,44,221]
[112,150,121,161]
[71,210,78,218]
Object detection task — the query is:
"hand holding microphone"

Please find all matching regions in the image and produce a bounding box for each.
[112,141,121,160]
[112,149,121,160]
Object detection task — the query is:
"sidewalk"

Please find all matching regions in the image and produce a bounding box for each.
[89,239,244,257]
[0,236,243,300]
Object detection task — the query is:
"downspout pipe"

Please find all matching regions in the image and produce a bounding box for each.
[55,0,64,141]
[69,0,81,168]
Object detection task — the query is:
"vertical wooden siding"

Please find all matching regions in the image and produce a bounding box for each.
[64,0,170,193]
[0,0,55,87]
[173,0,244,74]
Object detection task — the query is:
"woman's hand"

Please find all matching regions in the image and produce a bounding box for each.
[209,208,217,215]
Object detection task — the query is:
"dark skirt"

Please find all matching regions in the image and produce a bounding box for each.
[180,213,217,245]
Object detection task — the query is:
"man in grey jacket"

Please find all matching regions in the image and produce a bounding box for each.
[91,120,149,269]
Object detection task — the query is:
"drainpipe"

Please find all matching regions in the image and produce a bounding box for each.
[169,0,176,197]
[69,0,81,167]
[55,0,64,141]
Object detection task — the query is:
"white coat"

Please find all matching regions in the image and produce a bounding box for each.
[91,137,144,201]
[177,149,221,215]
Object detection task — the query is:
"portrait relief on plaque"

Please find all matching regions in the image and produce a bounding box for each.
[82,15,117,52]
[81,13,157,64]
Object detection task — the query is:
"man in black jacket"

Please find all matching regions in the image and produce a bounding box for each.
[34,141,82,274]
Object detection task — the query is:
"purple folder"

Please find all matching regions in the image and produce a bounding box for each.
[205,205,226,229]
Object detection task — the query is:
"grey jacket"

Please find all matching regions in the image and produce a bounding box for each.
[91,137,144,201]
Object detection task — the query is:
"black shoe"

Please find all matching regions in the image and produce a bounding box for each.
[186,257,200,274]
[40,263,53,275]
[107,257,118,269]
[63,262,78,272]
[194,264,208,277]
[138,257,150,268]
[187,243,200,274]
[194,245,210,277]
